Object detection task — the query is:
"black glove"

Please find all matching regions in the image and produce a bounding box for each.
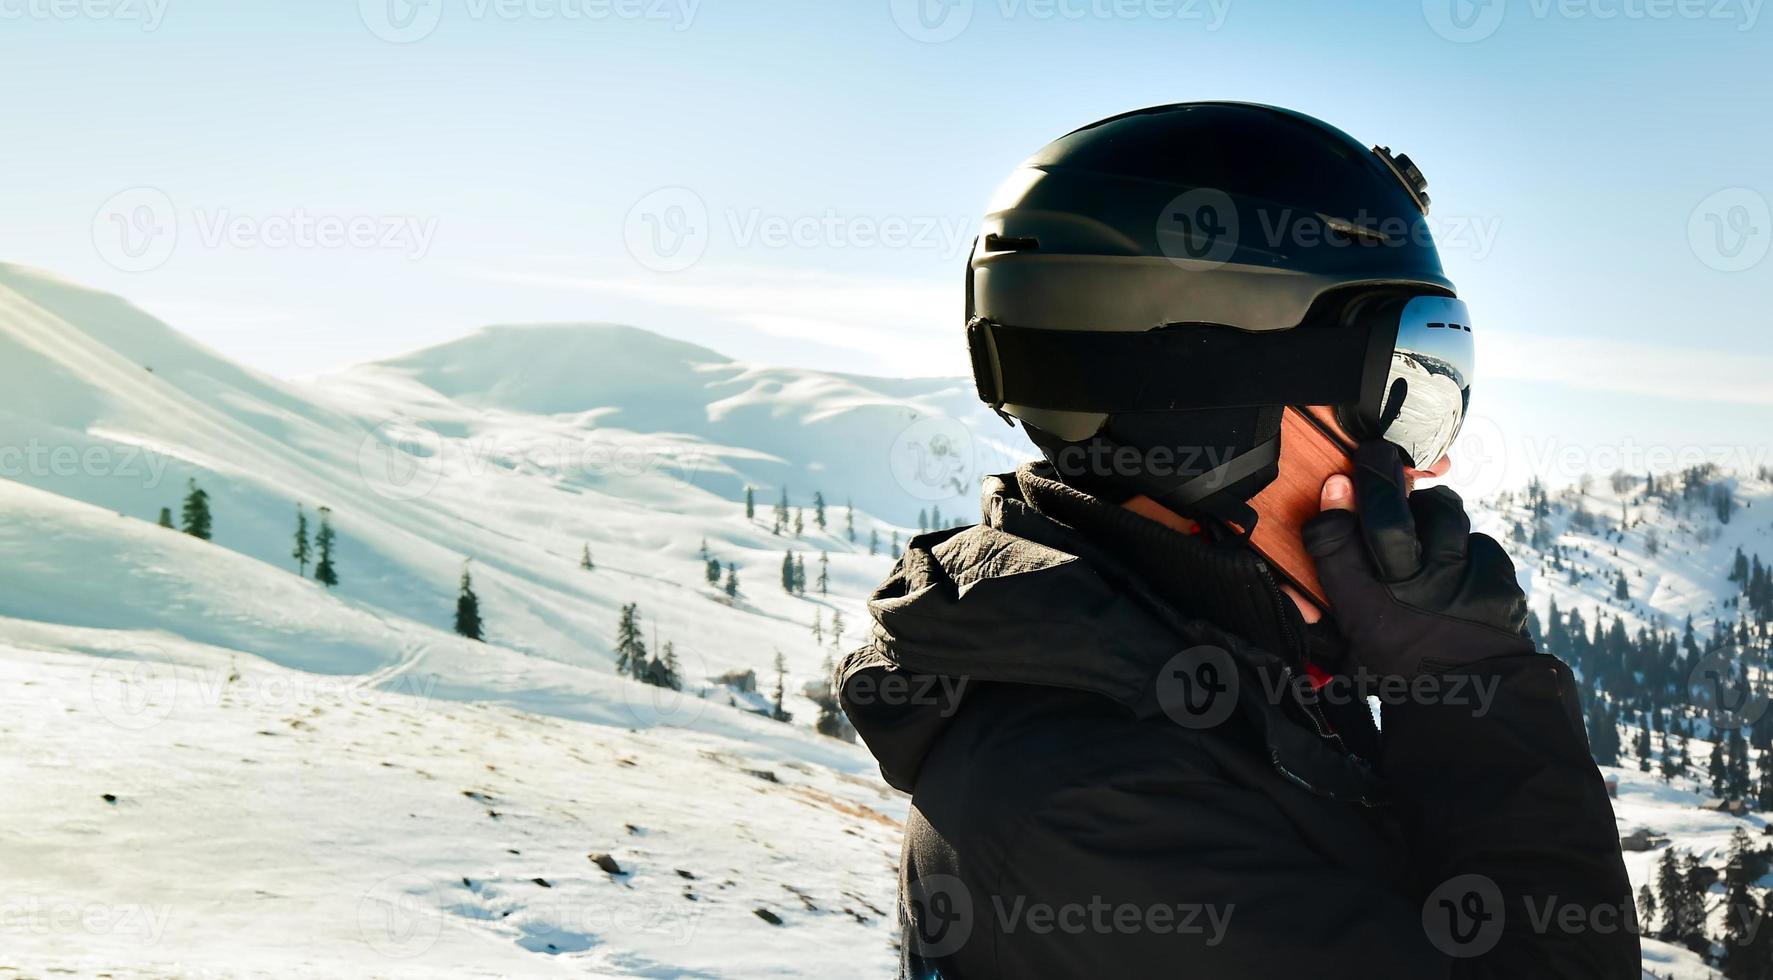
[1300,441,1534,677]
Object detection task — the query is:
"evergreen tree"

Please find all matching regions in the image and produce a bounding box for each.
[1636,724,1653,772]
[813,491,827,530]
[773,488,789,535]
[817,552,830,595]
[1758,744,1773,811]
[918,509,928,533]
[845,500,855,543]
[615,603,647,678]
[1637,883,1658,941]
[705,556,721,585]
[1615,571,1630,602]
[1586,695,1620,765]
[794,554,807,595]
[1655,847,1684,940]
[794,508,805,537]
[891,530,900,559]
[1712,734,1731,797]
[157,506,174,529]
[313,507,338,588]
[180,478,212,540]
[292,504,311,576]
[869,528,879,556]
[1678,851,1712,952]
[811,610,823,644]
[1728,726,1754,800]
[454,563,483,641]
[781,551,796,593]
[932,504,943,528]
[723,562,739,599]
[771,650,790,722]
[831,610,845,650]
[745,485,756,521]
[581,543,595,571]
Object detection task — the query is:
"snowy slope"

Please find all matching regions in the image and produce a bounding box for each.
[3,261,1768,977]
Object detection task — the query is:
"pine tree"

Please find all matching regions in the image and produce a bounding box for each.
[793,508,805,537]
[811,610,824,643]
[1637,884,1658,941]
[1616,571,1630,601]
[180,478,212,540]
[868,528,879,556]
[781,551,796,593]
[813,492,826,530]
[1678,851,1712,951]
[794,554,807,595]
[817,552,830,595]
[774,488,789,535]
[581,543,595,571]
[1656,846,1684,940]
[918,509,928,533]
[453,563,483,641]
[614,603,647,678]
[831,610,845,650]
[292,504,311,576]
[313,507,338,588]
[845,500,855,543]
[1636,724,1653,772]
[1712,735,1731,797]
[932,504,943,529]
[745,486,756,521]
[705,556,721,585]
[771,651,789,722]
[723,562,739,599]
[157,506,174,528]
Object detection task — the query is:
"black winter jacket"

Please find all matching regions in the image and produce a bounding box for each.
[838,465,1637,979]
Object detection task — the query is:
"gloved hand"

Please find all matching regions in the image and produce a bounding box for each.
[1300,440,1534,677]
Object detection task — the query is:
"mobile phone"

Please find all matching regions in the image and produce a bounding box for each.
[1241,406,1356,610]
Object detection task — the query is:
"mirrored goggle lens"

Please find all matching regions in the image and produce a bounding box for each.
[1377,295,1475,469]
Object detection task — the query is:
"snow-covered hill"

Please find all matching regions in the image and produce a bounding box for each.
[1,260,1768,977]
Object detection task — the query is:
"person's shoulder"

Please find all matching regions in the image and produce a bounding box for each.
[912,682,1225,836]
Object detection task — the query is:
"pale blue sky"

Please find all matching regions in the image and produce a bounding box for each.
[0,0,1768,490]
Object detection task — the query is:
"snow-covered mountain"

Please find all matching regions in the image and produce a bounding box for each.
[0,260,1767,978]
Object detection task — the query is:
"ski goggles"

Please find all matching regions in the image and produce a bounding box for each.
[966,289,1476,469]
[1333,294,1474,470]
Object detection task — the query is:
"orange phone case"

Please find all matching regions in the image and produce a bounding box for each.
[1241,406,1356,609]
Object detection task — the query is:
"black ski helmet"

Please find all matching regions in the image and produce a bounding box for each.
[965,102,1458,523]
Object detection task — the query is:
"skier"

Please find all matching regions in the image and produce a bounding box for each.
[839,104,1635,977]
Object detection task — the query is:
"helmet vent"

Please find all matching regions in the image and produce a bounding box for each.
[984,233,1040,253]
